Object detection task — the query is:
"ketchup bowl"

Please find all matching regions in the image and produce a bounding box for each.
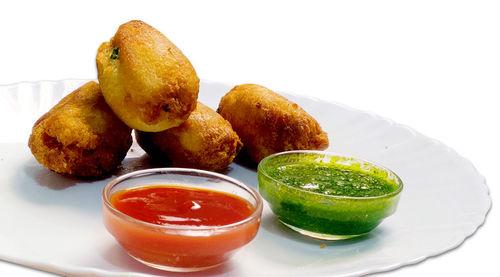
[102,168,263,272]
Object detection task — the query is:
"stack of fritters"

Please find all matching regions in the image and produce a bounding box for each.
[29,20,329,178]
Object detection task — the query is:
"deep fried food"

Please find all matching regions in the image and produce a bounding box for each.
[28,81,132,177]
[135,102,242,172]
[217,84,329,163]
[96,20,199,132]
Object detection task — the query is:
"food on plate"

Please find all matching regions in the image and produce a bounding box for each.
[217,84,329,163]
[96,20,199,132]
[258,151,403,240]
[110,186,255,227]
[28,81,132,177]
[135,102,243,172]
[102,168,263,271]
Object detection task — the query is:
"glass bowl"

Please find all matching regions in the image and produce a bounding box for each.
[102,168,263,272]
[258,150,403,240]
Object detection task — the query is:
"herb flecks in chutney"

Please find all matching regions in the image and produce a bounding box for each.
[266,162,394,197]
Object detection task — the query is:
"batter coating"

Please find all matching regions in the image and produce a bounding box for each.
[28,81,132,177]
[136,102,242,172]
[96,20,199,132]
[217,84,329,163]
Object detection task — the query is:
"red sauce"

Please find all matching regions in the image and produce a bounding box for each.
[103,185,261,270]
[111,186,254,227]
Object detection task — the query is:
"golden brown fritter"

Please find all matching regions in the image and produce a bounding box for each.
[217,84,329,163]
[135,102,243,172]
[96,20,199,132]
[28,81,132,177]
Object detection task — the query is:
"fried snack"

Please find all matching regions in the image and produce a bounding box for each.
[135,102,243,172]
[217,84,329,163]
[96,20,199,132]
[28,81,132,177]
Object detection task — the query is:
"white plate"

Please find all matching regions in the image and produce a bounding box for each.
[0,80,491,277]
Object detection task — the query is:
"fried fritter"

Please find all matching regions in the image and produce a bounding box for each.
[217,84,329,163]
[28,81,132,177]
[135,102,242,172]
[96,20,199,132]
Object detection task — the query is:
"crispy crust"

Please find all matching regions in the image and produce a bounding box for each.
[136,102,243,172]
[217,84,329,163]
[96,20,199,132]
[28,81,132,177]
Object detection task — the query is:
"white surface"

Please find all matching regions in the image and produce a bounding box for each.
[0,0,498,276]
[0,80,492,276]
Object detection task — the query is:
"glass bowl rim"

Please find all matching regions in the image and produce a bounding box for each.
[257,150,404,200]
[102,167,263,232]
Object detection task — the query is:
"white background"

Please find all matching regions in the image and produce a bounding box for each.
[0,0,498,276]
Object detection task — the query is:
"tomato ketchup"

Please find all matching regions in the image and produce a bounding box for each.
[102,185,261,271]
[111,186,254,227]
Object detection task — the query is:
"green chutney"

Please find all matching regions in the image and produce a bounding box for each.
[258,152,403,239]
[265,162,394,197]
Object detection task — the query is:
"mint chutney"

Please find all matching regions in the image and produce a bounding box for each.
[265,162,394,197]
[258,151,403,240]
